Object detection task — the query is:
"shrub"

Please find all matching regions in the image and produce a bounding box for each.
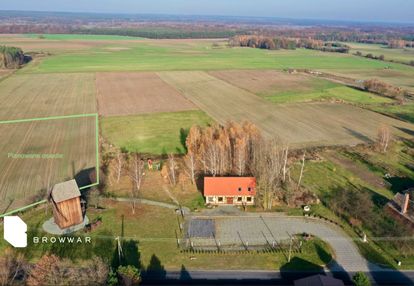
[117,265,141,286]
[352,272,371,286]
[0,46,25,68]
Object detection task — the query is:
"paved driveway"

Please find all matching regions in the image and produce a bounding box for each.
[187,213,380,272]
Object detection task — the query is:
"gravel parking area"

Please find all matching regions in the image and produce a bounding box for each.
[185,212,376,272]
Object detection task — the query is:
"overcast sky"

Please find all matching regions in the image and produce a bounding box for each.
[1,0,413,23]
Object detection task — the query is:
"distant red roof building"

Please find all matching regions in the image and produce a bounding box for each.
[204,177,256,205]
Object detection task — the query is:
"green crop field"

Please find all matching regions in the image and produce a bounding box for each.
[19,39,414,92]
[24,33,144,41]
[101,110,213,155]
[24,41,408,72]
[347,42,414,64]
[266,86,393,104]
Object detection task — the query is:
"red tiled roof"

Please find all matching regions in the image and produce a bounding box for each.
[204,177,256,196]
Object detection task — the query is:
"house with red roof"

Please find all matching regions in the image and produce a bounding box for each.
[204,177,256,205]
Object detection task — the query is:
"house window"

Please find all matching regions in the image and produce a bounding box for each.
[237,197,243,202]
[247,197,252,202]
[248,187,252,192]
[218,197,223,203]
[208,197,214,203]
[238,187,242,192]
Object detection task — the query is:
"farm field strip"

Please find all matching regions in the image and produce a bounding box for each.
[209,70,391,104]
[209,70,334,95]
[96,72,196,116]
[0,116,97,214]
[101,110,212,155]
[347,42,414,64]
[0,73,97,121]
[9,37,413,92]
[159,71,414,147]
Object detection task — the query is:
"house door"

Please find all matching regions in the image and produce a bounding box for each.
[226,197,234,204]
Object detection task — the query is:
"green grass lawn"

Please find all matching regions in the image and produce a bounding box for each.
[100,110,213,155]
[24,33,144,41]
[295,158,392,199]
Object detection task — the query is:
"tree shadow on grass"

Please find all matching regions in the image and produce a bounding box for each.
[394,126,414,137]
[111,239,141,270]
[179,128,189,153]
[280,257,325,282]
[315,242,333,265]
[343,127,374,144]
[386,176,414,194]
[362,186,389,208]
[179,264,191,281]
[144,254,167,280]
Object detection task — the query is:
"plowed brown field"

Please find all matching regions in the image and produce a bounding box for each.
[96,72,196,116]
[0,116,96,213]
[0,73,96,120]
[209,70,319,95]
[0,73,97,214]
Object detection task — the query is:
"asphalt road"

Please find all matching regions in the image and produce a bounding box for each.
[141,269,414,285]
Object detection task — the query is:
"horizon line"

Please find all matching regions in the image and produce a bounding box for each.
[1,9,414,26]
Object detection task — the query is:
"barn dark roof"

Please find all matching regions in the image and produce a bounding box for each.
[294,274,345,286]
[51,180,81,203]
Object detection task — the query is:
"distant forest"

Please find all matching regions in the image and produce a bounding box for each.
[0,11,413,43]
[73,27,244,39]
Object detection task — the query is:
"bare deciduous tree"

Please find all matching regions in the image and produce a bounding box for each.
[27,255,65,286]
[184,126,202,184]
[168,153,178,186]
[251,139,289,210]
[296,152,306,191]
[0,249,26,286]
[128,153,145,214]
[27,255,108,286]
[111,150,124,184]
[235,137,247,176]
[377,124,391,153]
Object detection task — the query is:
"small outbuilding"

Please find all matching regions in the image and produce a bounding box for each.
[386,188,414,229]
[50,179,83,229]
[204,177,256,205]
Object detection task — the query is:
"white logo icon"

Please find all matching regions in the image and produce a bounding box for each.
[4,216,27,248]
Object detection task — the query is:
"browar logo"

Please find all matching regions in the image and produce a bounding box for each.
[4,216,27,248]
[3,216,92,248]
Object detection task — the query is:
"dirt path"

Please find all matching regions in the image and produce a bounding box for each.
[162,185,180,205]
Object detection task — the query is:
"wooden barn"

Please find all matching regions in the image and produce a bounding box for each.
[51,180,83,229]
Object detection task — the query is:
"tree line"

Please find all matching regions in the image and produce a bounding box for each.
[74,27,244,39]
[229,35,350,53]
[184,121,308,210]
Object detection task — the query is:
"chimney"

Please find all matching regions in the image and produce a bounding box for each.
[402,193,410,214]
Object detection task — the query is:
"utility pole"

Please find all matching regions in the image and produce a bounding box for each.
[115,236,123,265]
